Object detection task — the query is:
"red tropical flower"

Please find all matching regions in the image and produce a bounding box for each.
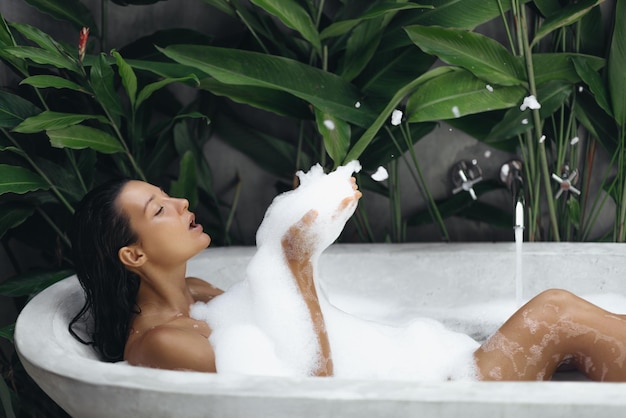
[78,27,89,62]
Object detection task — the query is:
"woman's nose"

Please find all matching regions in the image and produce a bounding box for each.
[174,197,189,213]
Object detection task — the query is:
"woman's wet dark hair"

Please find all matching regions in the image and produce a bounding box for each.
[69,178,140,362]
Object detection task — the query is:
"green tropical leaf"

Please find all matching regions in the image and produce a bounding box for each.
[358,47,435,99]
[170,150,198,209]
[0,357,16,418]
[0,323,15,344]
[23,0,98,35]
[485,80,573,144]
[0,15,28,74]
[400,0,530,31]
[0,90,41,128]
[2,46,81,73]
[111,50,138,108]
[404,25,526,86]
[406,68,526,123]
[0,268,73,297]
[531,53,604,85]
[321,3,431,39]
[314,108,351,166]
[20,75,86,92]
[46,125,124,154]
[13,111,107,133]
[340,17,384,82]
[170,120,214,198]
[250,0,321,52]
[160,45,376,127]
[136,75,199,109]
[10,22,72,55]
[196,0,235,17]
[0,202,35,239]
[90,53,124,117]
[572,56,612,117]
[607,0,626,127]
[532,0,603,47]
[574,93,619,154]
[213,113,300,179]
[199,78,311,119]
[345,66,455,163]
[0,164,49,194]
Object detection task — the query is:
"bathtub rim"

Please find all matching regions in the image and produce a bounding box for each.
[14,242,626,411]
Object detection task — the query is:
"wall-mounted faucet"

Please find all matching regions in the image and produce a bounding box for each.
[500,160,524,229]
[552,165,581,199]
[451,160,483,200]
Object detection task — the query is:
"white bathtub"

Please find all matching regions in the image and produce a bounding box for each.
[15,243,626,418]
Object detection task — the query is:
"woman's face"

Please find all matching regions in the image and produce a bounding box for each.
[116,181,211,268]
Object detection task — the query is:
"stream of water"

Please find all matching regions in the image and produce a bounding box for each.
[515,226,523,307]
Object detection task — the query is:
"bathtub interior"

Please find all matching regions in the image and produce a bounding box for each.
[14,242,626,417]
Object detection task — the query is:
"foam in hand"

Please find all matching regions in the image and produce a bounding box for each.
[191,160,362,376]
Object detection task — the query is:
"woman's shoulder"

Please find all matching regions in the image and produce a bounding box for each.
[186,276,224,303]
[125,318,216,372]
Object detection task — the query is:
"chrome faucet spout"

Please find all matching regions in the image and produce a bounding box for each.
[500,160,524,229]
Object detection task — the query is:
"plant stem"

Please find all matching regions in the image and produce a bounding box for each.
[101,0,107,53]
[36,207,71,248]
[345,66,453,163]
[98,104,146,180]
[520,5,560,241]
[386,125,449,241]
[617,129,626,241]
[315,0,326,28]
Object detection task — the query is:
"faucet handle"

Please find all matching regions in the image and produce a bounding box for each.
[551,166,580,199]
[451,160,483,200]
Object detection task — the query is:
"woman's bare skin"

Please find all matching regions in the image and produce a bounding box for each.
[280,177,362,376]
[119,178,360,374]
[113,179,626,381]
[474,289,626,381]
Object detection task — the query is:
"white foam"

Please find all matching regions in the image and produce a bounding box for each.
[391,109,403,126]
[192,160,480,381]
[452,105,461,118]
[323,119,335,130]
[370,166,388,182]
[520,95,541,111]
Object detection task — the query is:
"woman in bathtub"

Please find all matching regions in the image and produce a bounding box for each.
[70,173,626,381]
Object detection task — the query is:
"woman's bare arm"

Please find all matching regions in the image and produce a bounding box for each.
[281,210,333,376]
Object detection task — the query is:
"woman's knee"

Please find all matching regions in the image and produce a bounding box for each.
[527,288,578,318]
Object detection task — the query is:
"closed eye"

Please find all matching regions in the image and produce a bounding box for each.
[155,206,164,216]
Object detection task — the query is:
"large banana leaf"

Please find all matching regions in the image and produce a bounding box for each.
[23,0,98,35]
[0,164,49,195]
[0,202,35,239]
[160,45,377,127]
[531,53,604,85]
[0,268,73,297]
[484,80,573,145]
[532,0,604,47]
[199,79,311,120]
[46,125,125,154]
[607,0,626,127]
[250,0,321,53]
[0,15,28,74]
[0,90,40,129]
[13,111,107,133]
[405,25,526,86]
[406,68,526,123]
[398,0,530,31]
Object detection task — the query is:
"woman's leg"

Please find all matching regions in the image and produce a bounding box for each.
[474,288,626,381]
